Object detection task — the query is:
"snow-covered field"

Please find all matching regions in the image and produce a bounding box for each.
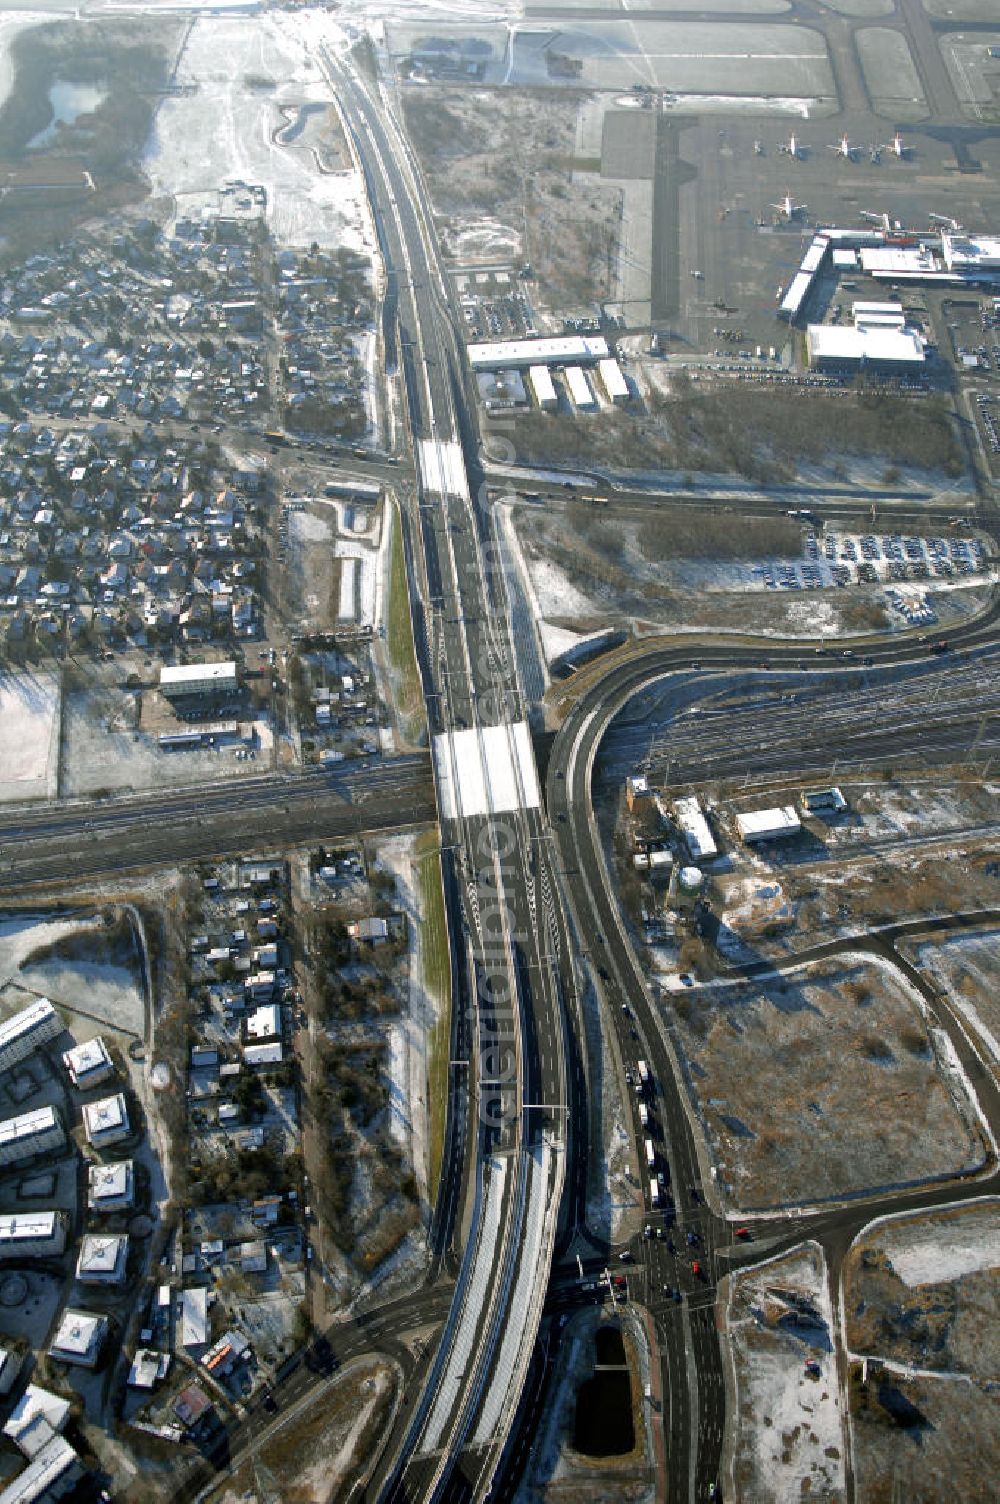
[911,930,1000,1071]
[521,553,599,623]
[373,833,436,1206]
[888,1215,999,1288]
[0,13,48,112]
[0,910,144,1037]
[726,1241,846,1503]
[60,687,273,797]
[0,671,60,802]
[144,12,375,253]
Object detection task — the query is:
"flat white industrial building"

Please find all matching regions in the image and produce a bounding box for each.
[467,334,609,370]
[180,1287,209,1348]
[778,234,829,321]
[62,1036,114,1090]
[48,1309,108,1369]
[673,796,717,861]
[245,1003,281,1040]
[128,1349,171,1389]
[527,364,557,410]
[736,806,802,842]
[87,1159,134,1213]
[564,365,596,411]
[807,324,925,370]
[0,1211,66,1261]
[0,999,60,1074]
[941,232,1000,273]
[859,244,939,279]
[852,300,905,330]
[159,661,237,699]
[243,1041,283,1066]
[598,357,629,403]
[0,1107,64,1169]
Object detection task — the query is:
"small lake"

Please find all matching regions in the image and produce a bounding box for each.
[28,80,106,148]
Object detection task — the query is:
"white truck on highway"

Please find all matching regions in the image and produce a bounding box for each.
[638,1103,650,1129]
[645,1138,656,1169]
[637,1059,651,1092]
[650,1177,661,1207]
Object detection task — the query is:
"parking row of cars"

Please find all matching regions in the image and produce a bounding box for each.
[976,393,1000,456]
[460,287,534,342]
[753,527,983,593]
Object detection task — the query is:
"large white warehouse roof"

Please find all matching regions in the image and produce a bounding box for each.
[598,357,629,401]
[807,325,925,366]
[564,365,596,409]
[468,335,609,370]
[941,233,1000,272]
[160,661,237,689]
[736,806,801,841]
[673,796,717,861]
[527,364,557,407]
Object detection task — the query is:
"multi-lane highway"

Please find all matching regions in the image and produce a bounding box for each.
[319,47,574,1503]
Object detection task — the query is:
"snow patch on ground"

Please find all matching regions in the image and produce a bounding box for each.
[783,597,840,636]
[145,12,375,254]
[0,671,60,802]
[290,509,332,546]
[726,1241,846,1503]
[0,14,48,113]
[372,834,436,1207]
[522,552,598,621]
[20,957,144,1037]
[333,503,385,630]
[888,1224,999,1288]
[0,913,92,988]
[911,931,1000,1070]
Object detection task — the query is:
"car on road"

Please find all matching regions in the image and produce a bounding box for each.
[618,1250,632,1263]
[735,1226,752,1241]
[691,1259,703,1278]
